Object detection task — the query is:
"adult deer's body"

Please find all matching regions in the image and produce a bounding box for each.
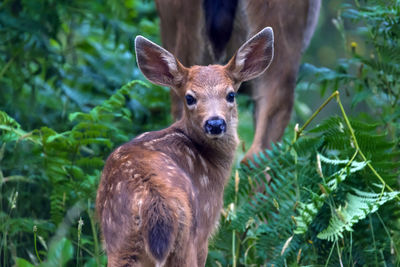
[156,0,321,161]
[96,28,274,266]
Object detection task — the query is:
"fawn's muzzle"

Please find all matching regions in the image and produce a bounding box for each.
[204,117,226,135]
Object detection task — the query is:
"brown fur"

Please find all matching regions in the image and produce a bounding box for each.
[96,28,274,266]
[155,0,321,162]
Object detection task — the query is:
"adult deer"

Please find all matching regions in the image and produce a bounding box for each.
[96,28,274,266]
[156,0,321,162]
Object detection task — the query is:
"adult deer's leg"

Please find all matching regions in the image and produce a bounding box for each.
[155,0,205,120]
[242,0,320,162]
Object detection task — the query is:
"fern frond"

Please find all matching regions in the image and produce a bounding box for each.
[0,111,40,144]
[317,189,400,241]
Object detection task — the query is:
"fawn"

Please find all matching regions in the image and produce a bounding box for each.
[96,27,274,266]
[155,0,320,162]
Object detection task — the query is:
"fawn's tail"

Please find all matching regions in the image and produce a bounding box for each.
[141,189,179,264]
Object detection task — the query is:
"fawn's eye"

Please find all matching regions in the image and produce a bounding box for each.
[226,92,236,103]
[185,94,197,106]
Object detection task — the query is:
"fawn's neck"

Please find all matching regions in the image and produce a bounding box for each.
[174,118,239,168]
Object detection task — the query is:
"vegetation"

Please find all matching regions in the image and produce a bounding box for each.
[1,0,399,266]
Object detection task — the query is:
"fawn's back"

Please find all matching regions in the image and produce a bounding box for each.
[96,27,274,266]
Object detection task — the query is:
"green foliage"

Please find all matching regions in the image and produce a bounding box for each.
[1,0,400,266]
[208,113,400,266]
[317,188,399,241]
[301,0,400,139]
[0,78,166,265]
[0,0,163,131]
[0,0,171,264]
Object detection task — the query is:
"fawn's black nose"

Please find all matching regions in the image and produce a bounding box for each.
[204,117,226,135]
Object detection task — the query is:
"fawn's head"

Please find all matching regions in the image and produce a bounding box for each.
[135,28,274,141]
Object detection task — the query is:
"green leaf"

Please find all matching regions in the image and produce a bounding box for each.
[15,258,35,267]
[45,237,74,267]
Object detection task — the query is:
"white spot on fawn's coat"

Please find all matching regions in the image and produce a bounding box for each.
[186,155,194,172]
[200,174,209,187]
[199,156,208,173]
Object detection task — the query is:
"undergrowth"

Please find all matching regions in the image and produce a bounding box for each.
[207,92,400,266]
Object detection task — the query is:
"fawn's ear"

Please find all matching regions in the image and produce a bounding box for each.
[135,36,187,90]
[226,27,274,83]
